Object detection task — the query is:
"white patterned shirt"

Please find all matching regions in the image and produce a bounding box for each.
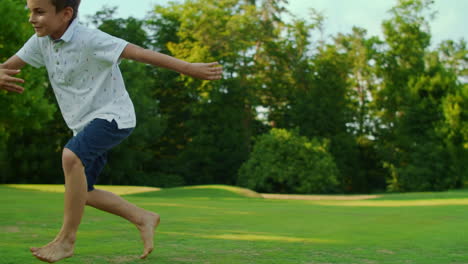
[16,19,136,135]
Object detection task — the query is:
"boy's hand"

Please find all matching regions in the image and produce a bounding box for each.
[0,69,25,93]
[184,62,223,80]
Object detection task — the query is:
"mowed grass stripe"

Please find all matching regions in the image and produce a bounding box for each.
[2,184,161,195]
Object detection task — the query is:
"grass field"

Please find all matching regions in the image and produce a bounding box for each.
[1,184,468,264]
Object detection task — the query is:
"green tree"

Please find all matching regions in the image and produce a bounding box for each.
[435,40,468,187]
[151,0,266,185]
[377,0,463,191]
[333,28,387,192]
[0,0,58,183]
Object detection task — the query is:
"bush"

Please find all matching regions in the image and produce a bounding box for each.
[237,128,340,194]
[386,141,456,192]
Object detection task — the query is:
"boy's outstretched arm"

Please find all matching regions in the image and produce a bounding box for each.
[0,55,27,93]
[121,44,223,80]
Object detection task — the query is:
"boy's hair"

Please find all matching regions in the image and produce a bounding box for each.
[50,0,81,20]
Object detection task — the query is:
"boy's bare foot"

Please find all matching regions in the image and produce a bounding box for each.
[30,239,74,263]
[136,212,160,259]
[30,237,61,253]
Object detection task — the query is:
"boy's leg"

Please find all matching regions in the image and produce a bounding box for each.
[31,148,87,263]
[31,119,137,262]
[86,189,160,259]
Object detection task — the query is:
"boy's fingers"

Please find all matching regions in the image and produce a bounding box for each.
[208,62,219,67]
[209,74,222,80]
[4,69,21,75]
[209,67,222,77]
[4,83,24,93]
[6,76,25,83]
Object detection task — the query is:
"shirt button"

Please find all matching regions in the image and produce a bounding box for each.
[56,61,60,65]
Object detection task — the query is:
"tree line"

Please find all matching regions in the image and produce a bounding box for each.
[1,0,466,193]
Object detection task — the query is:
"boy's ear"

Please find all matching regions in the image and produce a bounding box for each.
[61,6,74,22]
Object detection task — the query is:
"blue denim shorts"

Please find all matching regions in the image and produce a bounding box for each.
[64,119,134,191]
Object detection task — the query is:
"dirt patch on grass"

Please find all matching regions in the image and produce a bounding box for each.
[3,226,20,233]
[377,249,395,255]
[4,184,383,201]
[104,255,138,263]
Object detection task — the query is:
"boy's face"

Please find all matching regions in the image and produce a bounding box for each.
[26,0,73,39]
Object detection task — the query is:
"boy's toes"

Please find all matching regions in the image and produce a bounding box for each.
[30,247,39,252]
[140,248,153,259]
[33,253,48,262]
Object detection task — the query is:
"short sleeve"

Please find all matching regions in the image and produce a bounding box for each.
[16,35,45,68]
[89,30,128,65]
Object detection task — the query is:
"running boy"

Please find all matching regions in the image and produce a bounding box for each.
[0,0,222,263]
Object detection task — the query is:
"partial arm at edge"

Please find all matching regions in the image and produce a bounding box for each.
[1,55,27,70]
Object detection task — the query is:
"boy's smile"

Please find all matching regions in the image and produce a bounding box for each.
[27,0,73,40]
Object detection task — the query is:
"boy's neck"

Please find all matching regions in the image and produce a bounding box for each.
[50,19,74,40]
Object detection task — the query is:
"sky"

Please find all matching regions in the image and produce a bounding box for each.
[79,0,467,47]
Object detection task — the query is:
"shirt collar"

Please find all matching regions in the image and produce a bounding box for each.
[50,18,78,43]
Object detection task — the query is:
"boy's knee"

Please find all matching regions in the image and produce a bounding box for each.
[62,148,83,172]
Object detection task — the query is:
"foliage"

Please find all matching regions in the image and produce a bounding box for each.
[0,0,58,183]
[1,0,466,193]
[238,128,339,194]
[375,0,466,191]
[149,0,267,185]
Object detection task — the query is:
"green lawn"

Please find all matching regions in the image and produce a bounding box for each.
[1,185,467,264]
